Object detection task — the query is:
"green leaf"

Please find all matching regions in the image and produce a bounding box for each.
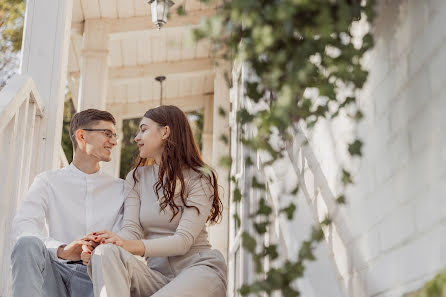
[336,194,346,205]
[237,108,254,124]
[218,106,227,117]
[254,221,269,234]
[219,155,232,169]
[264,244,279,260]
[348,139,363,156]
[233,213,241,229]
[219,134,229,145]
[280,203,297,220]
[230,175,237,183]
[256,198,272,216]
[298,241,316,261]
[176,5,186,16]
[282,287,300,297]
[354,110,364,121]
[245,156,254,167]
[241,232,257,254]
[239,285,251,296]
[342,169,353,185]
[321,216,332,226]
[233,187,242,202]
[291,185,300,195]
[252,176,266,190]
[310,226,324,242]
[285,260,305,280]
[265,268,285,289]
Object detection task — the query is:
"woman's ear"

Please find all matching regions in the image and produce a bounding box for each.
[162,126,170,140]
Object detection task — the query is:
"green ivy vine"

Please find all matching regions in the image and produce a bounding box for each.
[178,0,376,296]
[408,268,446,297]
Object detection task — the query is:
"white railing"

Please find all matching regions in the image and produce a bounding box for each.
[0,74,46,295]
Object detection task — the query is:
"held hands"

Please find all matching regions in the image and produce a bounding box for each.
[80,230,145,265]
[57,234,98,261]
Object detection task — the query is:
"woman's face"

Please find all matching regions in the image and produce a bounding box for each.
[134,117,168,161]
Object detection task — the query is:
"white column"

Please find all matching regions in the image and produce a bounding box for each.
[209,61,231,261]
[77,20,110,111]
[101,116,123,177]
[19,0,73,172]
[201,95,213,165]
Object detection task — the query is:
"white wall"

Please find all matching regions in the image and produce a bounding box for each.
[292,0,446,296]
[230,1,446,296]
[262,149,345,297]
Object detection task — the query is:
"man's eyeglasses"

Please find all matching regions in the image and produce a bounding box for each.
[82,129,119,140]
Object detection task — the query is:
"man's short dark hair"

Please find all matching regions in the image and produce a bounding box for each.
[70,109,116,150]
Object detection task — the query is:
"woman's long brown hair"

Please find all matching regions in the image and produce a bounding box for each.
[132,105,223,224]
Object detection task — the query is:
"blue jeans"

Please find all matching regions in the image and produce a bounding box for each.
[11,236,93,297]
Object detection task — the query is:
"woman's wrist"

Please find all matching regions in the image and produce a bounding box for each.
[136,240,145,257]
[124,240,145,257]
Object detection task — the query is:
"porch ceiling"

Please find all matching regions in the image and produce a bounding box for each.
[67,0,218,118]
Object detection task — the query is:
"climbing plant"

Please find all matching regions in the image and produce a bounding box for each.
[408,268,446,297]
[178,0,376,296]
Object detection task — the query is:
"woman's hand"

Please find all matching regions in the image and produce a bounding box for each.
[92,230,145,257]
[93,230,124,246]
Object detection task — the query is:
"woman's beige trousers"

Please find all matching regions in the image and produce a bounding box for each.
[88,244,227,297]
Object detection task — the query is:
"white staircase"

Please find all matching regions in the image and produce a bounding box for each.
[0,74,66,296]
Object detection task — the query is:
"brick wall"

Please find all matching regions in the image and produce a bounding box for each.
[292,0,446,296]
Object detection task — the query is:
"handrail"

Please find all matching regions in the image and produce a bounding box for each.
[284,123,367,297]
[242,91,349,296]
[0,75,45,130]
[0,74,46,296]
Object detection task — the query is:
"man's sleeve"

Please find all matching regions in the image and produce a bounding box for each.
[12,173,65,257]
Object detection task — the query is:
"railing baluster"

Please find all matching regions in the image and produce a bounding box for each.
[14,97,30,205]
[29,108,43,186]
[17,100,37,209]
[0,112,19,290]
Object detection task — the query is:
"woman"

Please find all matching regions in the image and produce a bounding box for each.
[87,105,227,297]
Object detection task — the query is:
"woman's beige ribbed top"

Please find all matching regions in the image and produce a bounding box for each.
[118,165,214,258]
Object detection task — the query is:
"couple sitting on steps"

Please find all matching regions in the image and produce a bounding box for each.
[11,106,227,297]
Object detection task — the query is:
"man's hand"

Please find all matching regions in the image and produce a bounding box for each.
[81,237,100,265]
[57,235,97,261]
[81,244,93,265]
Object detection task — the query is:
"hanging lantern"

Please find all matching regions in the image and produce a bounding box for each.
[148,0,175,30]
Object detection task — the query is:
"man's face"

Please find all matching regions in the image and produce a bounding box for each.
[78,120,117,162]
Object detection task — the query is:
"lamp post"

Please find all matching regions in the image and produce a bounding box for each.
[155,76,166,105]
[148,0,175,30]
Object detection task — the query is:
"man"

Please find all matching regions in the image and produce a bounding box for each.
[11,109,124,297]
